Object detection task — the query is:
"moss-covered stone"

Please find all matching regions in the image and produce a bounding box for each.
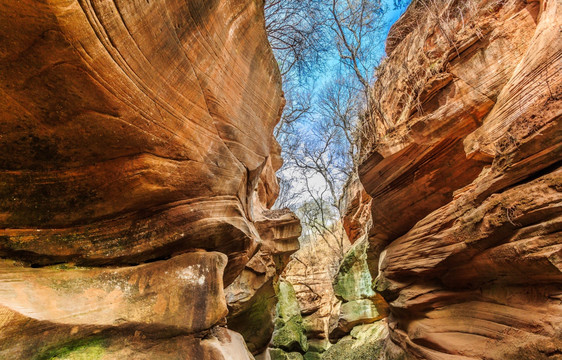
[276,281,301,322]
[323,323,386,360]
[341,299,379,323]
[303,351,323,360]
[333,237,374,302]
[227,280,276,354]
[34,337,106,360]
[272,281,308,353]
[269,348,304,360]
[322,338,383,360]
[349,322,386,341]
[272,316,309,352]
[306,338,330,353]
[331,298,381,338]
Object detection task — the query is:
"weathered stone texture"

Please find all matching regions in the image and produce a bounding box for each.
[0,0,291,358]
[0,0,284,281]
[352,0,562,358]
[226,208,302,354]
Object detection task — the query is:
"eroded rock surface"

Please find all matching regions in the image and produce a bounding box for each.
[283,233,349,357]
[353,0,562,358]
[226,207,302,354]
[322,322,388,360]
[268,280,309,358]
[0,0,292,358]
[330,237,387,340]
[0,252,227,332]
[0,0,284,281]
[0,306,253,360]
[274,224,392,358]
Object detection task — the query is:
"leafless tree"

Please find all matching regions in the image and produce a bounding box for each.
[265,0,329,165]
[329,0,384,88]
[318,76,362,173]
[266,0,403,256]
[265,0,328,77]
[292,139,349,257]
[274,79,313,143]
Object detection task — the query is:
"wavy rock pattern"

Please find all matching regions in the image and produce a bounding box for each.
[226,208,302,354]
[352,0,562,358]
[0,0,283,278]
[0,0,288,358]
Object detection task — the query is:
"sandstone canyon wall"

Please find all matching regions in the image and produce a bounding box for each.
[0,0,300,358]
[349,0,562,358]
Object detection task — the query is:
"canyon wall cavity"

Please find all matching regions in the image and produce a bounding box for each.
[0,0,300,358]
[347,0,562,358]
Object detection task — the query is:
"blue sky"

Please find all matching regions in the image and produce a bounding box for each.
[317,0,410,88]
[275,0,411,213]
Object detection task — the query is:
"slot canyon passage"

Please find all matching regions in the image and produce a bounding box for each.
[0,0,561,359]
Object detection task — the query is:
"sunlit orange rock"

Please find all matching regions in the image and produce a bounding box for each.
[0,0,283,279]
[355,0,562,358]
[0,0,290,358]
[0,252,228,332]
[0,305,253,360]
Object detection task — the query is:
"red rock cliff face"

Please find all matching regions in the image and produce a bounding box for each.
[0,0,291,358]
[353,0,562,358]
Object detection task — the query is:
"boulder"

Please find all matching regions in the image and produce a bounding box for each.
[271,281,308,353]
[323,322,387,360]
[330,299,382,339]
[0,252,227,332]
[0,307,254,360]
[269,349,304,360]
[333,237,375,302]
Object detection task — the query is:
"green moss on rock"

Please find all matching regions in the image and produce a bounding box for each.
[34,337,106,360]
[269,348,305,360]
[276,281,301,322]
[333,237,374,302]
[272,316,309,352]
[303,351,323,360]
[338,299,380,329]
[323,322,386,360]
[306,338,330,353]
[322,337,384,360]
[272,281,308,353]
[227,281,276,354]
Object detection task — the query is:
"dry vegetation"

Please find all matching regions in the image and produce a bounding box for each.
[358,0,512,159]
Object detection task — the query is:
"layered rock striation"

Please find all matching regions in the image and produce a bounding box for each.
[0,0,296,358]
[226,207,302,355]
[352,0,562,358]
